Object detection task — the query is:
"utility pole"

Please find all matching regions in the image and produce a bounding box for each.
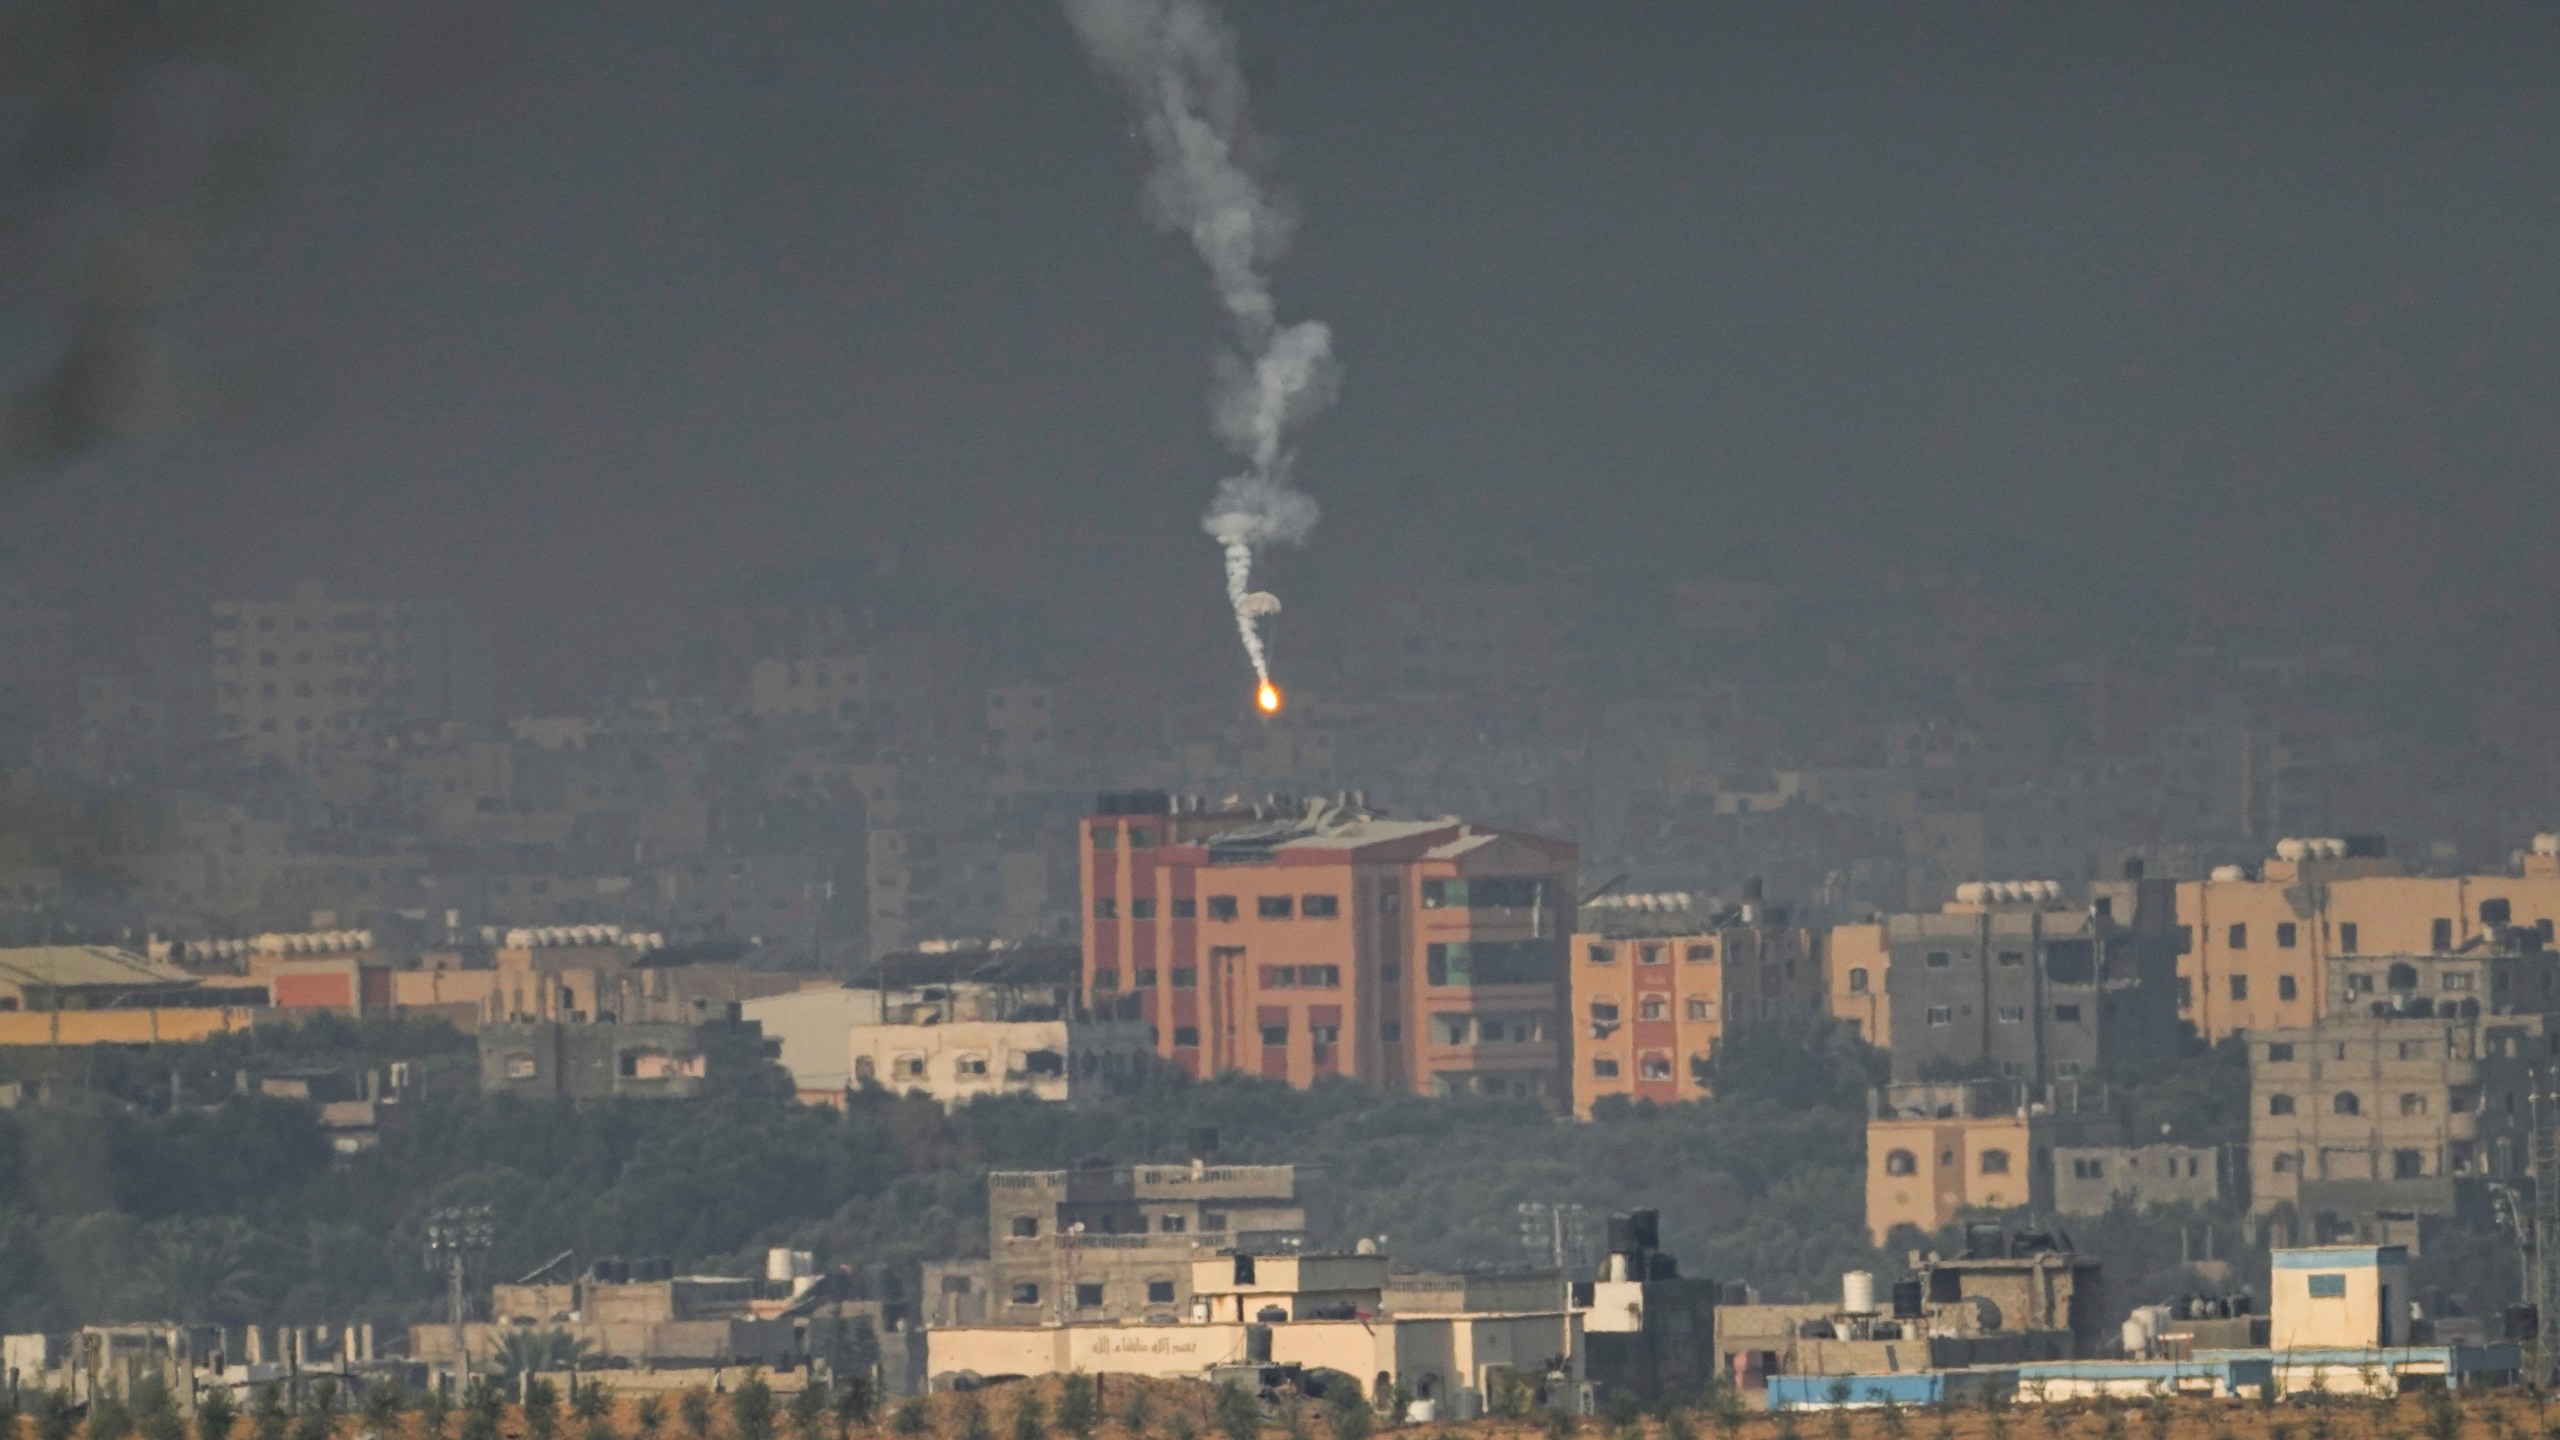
[425,1206,494,1393]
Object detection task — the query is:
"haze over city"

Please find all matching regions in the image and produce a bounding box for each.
[4,0,2560,1429]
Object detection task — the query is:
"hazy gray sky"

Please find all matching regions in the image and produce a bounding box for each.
[6,3,2558,700]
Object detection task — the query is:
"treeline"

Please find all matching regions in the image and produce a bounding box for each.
[0,1020,1888,1334]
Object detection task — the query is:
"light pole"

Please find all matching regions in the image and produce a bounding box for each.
[425,1206,494,1393]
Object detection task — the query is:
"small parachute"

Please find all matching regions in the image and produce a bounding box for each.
[1237,591,1282,618]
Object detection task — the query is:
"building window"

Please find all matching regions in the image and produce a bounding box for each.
[1592,1055,1621,1078]
[2340,922,2359,953]
[1979,1149,2011,1175]
[2400,1093,2428,1116]
[1093,969,1120,991]
[1172,1026,1200,1047]
[1011,1216,1040,1238]
[2268,1043,2293,1062]
[1639,943,1667,966]
[1147,1280,1176,1304]
[1092,826,1117,851]
[1208,896,1238,921]
[1925,951,1951,969]
[1134,968,1157,987]
[1172,968,1198,989]
[2433,918,2454,950]
[2054,1004,2082,1023]
[1926,1006,1953,1027]
[1260,1024,1288,1046]
[1011,1283,1041,1306]
[2276,922,2297,949]
[1996,1006,2024,1023]
[2307,1274,2347,1299]
[2272,1153,2299,1175]
[1076,1283,1105,1309]
[2071,1158,2104,1180]
[1259,895,1294,920]
[1638,995,1669,1021]
[1261,966,1298,988]
[1847,967,1869,993]
[1131,899,1158,920]
[1638,1053,1672,1081]
[2333,1092,2361,1116]
[1158,1214,1187,1233]
[1300,965,1341,988]
[1310,1023,1340,1045]
[1587,944,1616,966]
[2229,976,2248,1001]
[1885,1149,1918,1176]
[1996,950,2023,968]
[2228,923,2247,949]
[1172,898,1198,919]
[1686,998,1716,1021]
[2443,972,2473,992]
[1093,898,1119,920]
[2269,1094,2295,1115]
[1302,894,1340,918]
[2278,976,2298,1001]
[1589,999,1620,1023]
[1686,943,1715,962]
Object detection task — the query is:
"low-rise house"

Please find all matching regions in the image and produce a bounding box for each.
[475,1018,777,1101]
[2052,1144,2232,1216]
[1865,1080,2117,1243]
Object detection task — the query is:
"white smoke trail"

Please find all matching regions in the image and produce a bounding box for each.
[1061,0,1340,686]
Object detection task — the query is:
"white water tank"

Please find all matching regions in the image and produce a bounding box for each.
[2210,865,2247,883]
[2275,838,2308,862]
[1955,882,1988,905]
[1843,1271,1876,1315]
[2535,833,2560,858]
[766,1248,815,1282]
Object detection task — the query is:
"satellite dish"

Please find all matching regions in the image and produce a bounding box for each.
[1237,591,1282,618]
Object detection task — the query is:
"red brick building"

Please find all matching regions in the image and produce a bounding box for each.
[1080,792,1577,1102]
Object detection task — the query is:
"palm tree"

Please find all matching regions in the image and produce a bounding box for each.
[491,1330,593,1380]
[138,1220,260,1324]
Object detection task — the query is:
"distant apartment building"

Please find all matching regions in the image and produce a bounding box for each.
[2050,1144,2231,1217]
[476,1016,775,1101]
[1080,792,1577,1102]
[1569,888,1826,1115]
[1864,1080,2117,1244]
[1827,922,1891,1049]
[922,1162,1313,1329]
[744,947,1150,1108]
[2176,834,2560,1040]
[747,655,869,726]
[2248,1004,2552,1244]
[210,581,438,768]
[1882,875,2182,1084]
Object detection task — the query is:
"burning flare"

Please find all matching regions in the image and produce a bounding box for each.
[1257,680,1282,714]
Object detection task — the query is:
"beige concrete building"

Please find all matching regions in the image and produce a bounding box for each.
[1826,923,1890,1050]
[2051,1144,2230,1216]
[1865,1081,2117,1244]
[748,655,868,724]
[2268,1244,2407,1350]
[211,580,424,769]
[2176,835,2560,1040]
[924,1163,1312,1331]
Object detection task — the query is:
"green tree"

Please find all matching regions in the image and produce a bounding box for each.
[251,1387,290,1440]
[2421,1389,2460,1440]
[634,1400,665,1440]
[137,1380,187,1440]
[1878,1396,1907,1440]
[524,1380,562,1440]
[574,1381,614,1427]
[889,1400,928,1439]
[732,1373,778,1440]
[1010,1393,1046,1440]
[1117,1389,1152,1439]
[831,1380,875,1439]
[416,1388,450,1440]
[1662,1410,1697,1440]
[1823,1381,1853,1440]
[792,1383,833,1440]
[458,1381,502,1440]
[362,1385,407,1433]
[1488,1372,1531,1422]
[679,1392,714,1440]
[1325,1380,1372,1440]
[958,1395,992,1440]
[586,1419,619,1440]
[1212,1385,1259,1440]
[195,1388,240,1440]
[38,1393,83,1440]
[1054,1378,1096,1440]
[88,1389,136,1440]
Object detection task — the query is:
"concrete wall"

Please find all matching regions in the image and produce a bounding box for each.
[0,1006,264,1046]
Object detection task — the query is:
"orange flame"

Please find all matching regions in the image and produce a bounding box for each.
[1257,680,1282,714]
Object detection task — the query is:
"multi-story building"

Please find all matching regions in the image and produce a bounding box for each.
[2176,834,2560,1041]
[1568,889,1827,1116]
[1080,792,1577,1102]
[1864,1080,2117,1244]
[1826,922,1891,1050]
[922,1162,1313,1329]
[747,655,869,726]
[210,581,431,769]
[2247,1007,2552,1243]
[2050,1144,2232,1217]
[1881,876,2182,1084]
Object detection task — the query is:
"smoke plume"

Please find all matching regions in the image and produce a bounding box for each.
[1061,0,1339,686]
